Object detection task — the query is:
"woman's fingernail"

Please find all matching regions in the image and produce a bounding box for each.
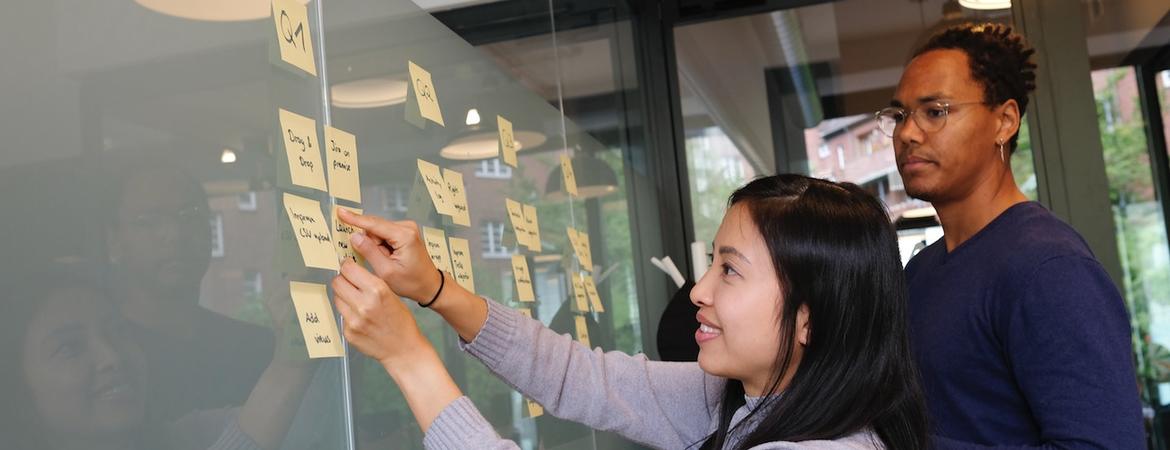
[351,233,367,246]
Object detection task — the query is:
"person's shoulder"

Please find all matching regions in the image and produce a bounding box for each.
[746,429,884,449]
[991,202,1095,263]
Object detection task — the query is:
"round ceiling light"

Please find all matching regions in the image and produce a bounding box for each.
[134,0,307,21]
[440,130,547,160]
[958,0,1011,10]
[331,78,409,109]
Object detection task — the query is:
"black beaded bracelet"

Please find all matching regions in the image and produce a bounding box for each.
[419,268,444,308]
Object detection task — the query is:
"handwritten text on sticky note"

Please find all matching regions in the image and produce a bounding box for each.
[408,61,444,127]
[511,254,535,302]
[332,205,364,266]
[423,226,453,274]
[289,281,343,358]
[499,116,517,167]
[283,193,339,271]
[279,109,327,192]
[448,237,475,294]
[272,0,317,76]
[324,126,361,203]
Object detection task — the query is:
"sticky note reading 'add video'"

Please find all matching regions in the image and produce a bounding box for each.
[283,193,339,271]
[289,281,343,358]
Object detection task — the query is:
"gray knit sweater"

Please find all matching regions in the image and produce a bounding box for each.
[422,298,882,450]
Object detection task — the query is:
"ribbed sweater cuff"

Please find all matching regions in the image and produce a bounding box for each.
[422,396,499,449]
[209,418,264,450]
[459,297,521,368]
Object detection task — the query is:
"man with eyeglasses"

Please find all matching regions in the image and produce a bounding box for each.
[883,23,1143,448]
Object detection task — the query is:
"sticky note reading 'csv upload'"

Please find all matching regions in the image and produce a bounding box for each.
[283,193,339,271]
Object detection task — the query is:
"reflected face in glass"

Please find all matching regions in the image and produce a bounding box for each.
[891,49,1001,203]
[110,168,212,293]
[21,286,147,438]
[689,204,790,395]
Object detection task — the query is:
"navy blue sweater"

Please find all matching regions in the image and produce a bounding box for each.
[906,202,1144,449]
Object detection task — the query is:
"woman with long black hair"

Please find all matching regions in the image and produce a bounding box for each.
[333,174,929,449]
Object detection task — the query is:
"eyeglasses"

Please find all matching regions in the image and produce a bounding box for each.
[874,101,985,138]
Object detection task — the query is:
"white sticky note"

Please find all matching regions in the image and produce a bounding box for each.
[332,205,364,267]
[448,237,475,294]
[423,226,453,274]
[283,193,340,271]
[511,254,535,302]
[443,168,470,227]
[289,281,343,358]
[272,0,317,76]
[408,61,445,127]
[324,126,361,203]
[279,109,327,192]
[498,115,517,167]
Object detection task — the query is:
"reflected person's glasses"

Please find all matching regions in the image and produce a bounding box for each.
[874,101,985,138]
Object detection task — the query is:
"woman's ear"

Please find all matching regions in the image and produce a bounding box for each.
[996,99,1021,145]
[797,304,810,346]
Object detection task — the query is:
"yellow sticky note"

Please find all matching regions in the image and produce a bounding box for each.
[417,160,453,216]
[279,109,327,192]
[408,61,445,127]
[289,281,343,358]
[567,228,593,272]
[283,193,340,271]
[498,116,517,167]
[561,154,578,197]
[332,205,364,266]
[448,237,475,294]
[511,254,535,302]
[272,0,317,76]
[517,308,533,319]
[523,204,541,252]
[422,227,453,274]
[505,198,530,248]
[571,274,589,312]
[324,126,361,203]
[525,398,544,418]
[583,274,604,313]
[443,168,470,227]
[574,315,591,348]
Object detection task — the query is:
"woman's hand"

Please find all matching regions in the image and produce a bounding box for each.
[332,259,431,367]
[332,259,464,433]
[338,209,440,304]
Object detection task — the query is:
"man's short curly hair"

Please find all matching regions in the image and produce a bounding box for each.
[914,23,1037,152]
